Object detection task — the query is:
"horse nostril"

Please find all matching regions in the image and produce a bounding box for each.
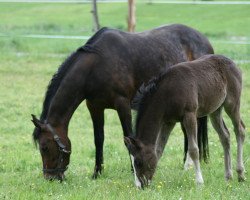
[57,174,64,182]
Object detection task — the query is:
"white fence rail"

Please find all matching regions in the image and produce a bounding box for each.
[0,0,250,4]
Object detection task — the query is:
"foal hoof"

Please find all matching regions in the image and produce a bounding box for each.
[225,173,233,181]
[238,175,246,182]
[92,165,103,179]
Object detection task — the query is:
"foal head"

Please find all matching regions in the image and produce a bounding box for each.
[124,136,158,188]
[32,115,71,181]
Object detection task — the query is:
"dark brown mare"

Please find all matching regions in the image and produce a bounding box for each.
[125,54,246,188]
[31,24,214,180]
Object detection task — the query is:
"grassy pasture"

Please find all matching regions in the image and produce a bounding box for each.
[0,2,250,199]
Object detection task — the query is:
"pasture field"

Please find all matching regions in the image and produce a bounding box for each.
[0,2,250,199]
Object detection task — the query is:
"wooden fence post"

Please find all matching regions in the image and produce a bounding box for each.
[128,0,136,32]
[91,0,100,32]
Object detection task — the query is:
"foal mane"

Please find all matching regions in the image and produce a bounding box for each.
[132,72,167,133]
[33,27,109,142]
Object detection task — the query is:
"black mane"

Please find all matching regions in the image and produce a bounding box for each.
[132,72,167,133]
[77,27,109,53]
[33,27,109,142]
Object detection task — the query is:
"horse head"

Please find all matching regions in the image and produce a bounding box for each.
[31,115,71,181]
[124,136,158,189]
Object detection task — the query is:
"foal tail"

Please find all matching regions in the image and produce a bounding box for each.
[183,116,209,163]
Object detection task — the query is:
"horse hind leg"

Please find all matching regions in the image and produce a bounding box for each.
[183,116,209,170]
[182,123,193,170]
[209,108,233,181]
[86,101,105,179]
[182,112,204,185]
[224,103,246,182]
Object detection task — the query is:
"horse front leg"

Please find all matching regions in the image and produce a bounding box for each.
[86,101,105,179]
[114,97,133,172]
[182,112,204,185]
[156,122,175,159]
[115,97,132,137]
[182,124,193,170]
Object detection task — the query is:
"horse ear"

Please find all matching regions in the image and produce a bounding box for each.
[124,136,132,148]
[31,114,43,128]
[124,136,140,154]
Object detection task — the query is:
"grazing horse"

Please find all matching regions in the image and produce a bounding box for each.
[31,24,214,180]
[125,54,245,188]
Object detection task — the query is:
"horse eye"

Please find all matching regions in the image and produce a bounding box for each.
[41,146,49,153]
[135,159,143,168]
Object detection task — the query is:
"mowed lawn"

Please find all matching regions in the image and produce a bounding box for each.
[0,2,250,199]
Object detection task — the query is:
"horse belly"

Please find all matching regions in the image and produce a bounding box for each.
[197,85,227,117]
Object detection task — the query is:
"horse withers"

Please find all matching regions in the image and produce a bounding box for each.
[31,24,213,180]
[126,54,245,188]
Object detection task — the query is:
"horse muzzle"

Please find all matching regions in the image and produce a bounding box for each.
[137,177,151,189]
[44,172,65,181]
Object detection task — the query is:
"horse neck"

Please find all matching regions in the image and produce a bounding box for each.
[136,106,163,146]
[47,91,85,130]
[46,53,94,130]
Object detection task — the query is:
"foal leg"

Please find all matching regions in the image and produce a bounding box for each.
[225,104,246,182]
[86,101,105,179]
[182,124,194,170]
[210,108,233,181]
[182,112,204,184]
[155,122,176,159]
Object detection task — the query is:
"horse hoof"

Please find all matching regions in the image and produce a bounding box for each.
[225,173,233,181]
[238,176,246,182]
[196,181,204,189]
[92,173,99,179]
[92,165,103,179]
[196,178,204,185]
[92,170,102,179]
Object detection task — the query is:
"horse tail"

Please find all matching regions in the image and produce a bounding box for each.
[197,116,209,162]
[183,116,209,163]
[183,124,188,163]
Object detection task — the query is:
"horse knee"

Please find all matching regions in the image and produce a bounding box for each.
[240,133,245,143]
[189,147,199,161]
[221,134,230,149]
[239,131,245,142]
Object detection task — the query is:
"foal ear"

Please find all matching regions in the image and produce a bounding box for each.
[124,136,140,153]
[31,114,43,128]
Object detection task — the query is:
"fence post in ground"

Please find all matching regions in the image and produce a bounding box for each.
[128,0,136,32]
[91,0,100,32]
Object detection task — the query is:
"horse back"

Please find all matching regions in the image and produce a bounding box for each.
[157,55,241,119]
[83,24,214,92]
[75,24,214,108]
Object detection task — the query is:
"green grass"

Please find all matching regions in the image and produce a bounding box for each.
[0,2,250,199]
